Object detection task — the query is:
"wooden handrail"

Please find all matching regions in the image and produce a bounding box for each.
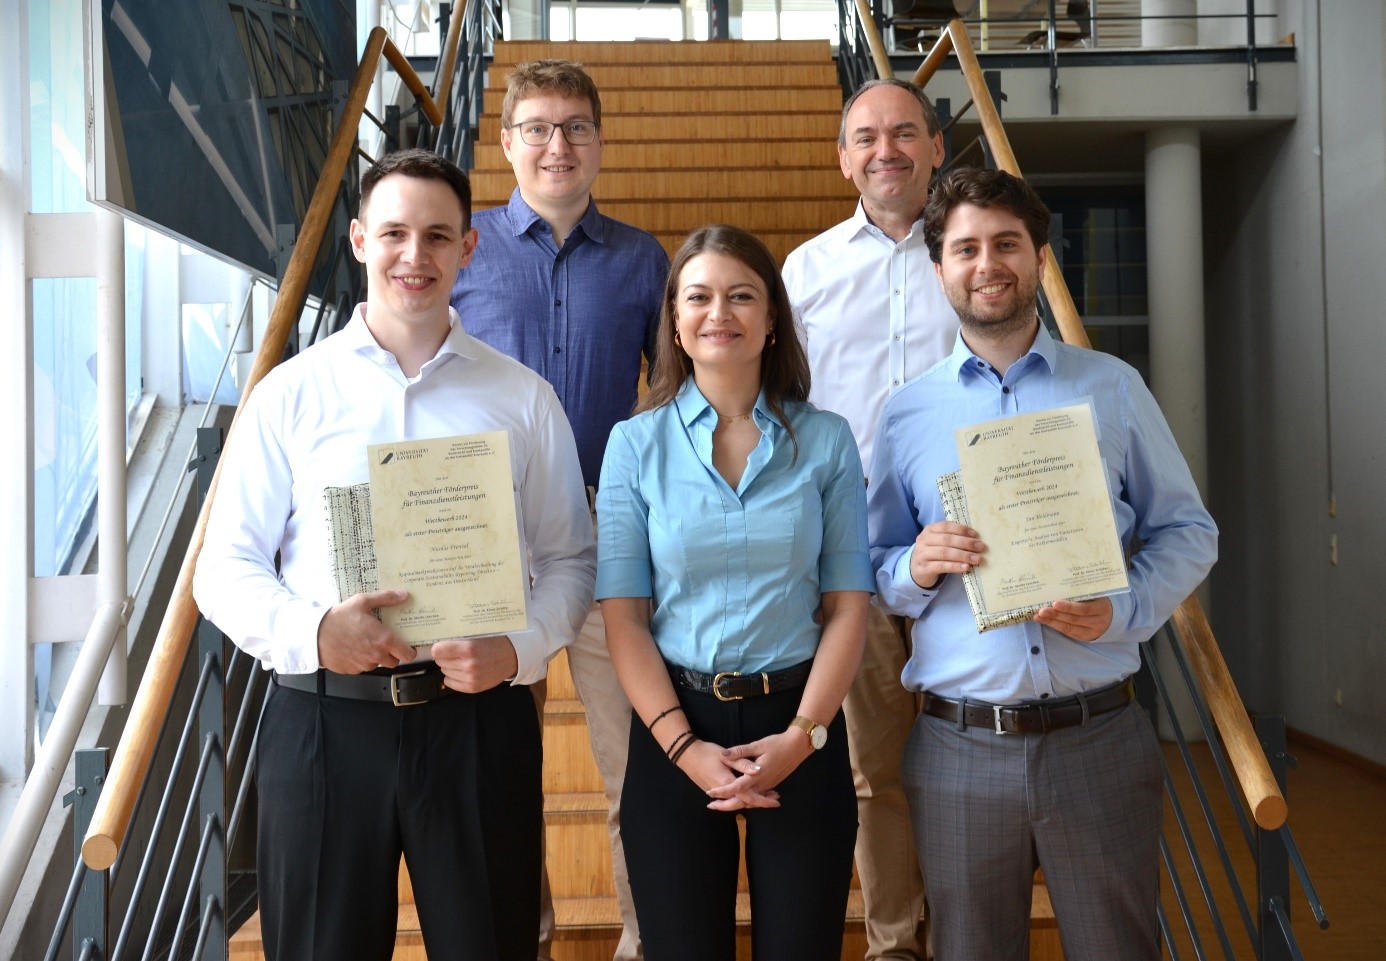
[853,0,894,81]
[82,17,468,871]
[911,20,1288,831]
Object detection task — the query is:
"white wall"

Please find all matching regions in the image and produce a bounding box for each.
[1203,0,1386,763]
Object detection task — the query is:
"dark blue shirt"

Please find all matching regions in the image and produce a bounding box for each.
[451,189,668,487]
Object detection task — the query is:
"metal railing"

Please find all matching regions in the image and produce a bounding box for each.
[874,0,1278,114]
[26,3,495,954]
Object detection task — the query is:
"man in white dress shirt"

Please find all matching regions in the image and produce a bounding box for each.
[781,78,959,961]
[193,149,595,960]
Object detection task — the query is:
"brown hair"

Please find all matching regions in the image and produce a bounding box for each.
[838,78,941,147]
[923,167,1051,264]
[359,148,472,231]
[641,225,811,455]
[501,60,602,129]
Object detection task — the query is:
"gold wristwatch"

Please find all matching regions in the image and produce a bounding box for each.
[789,714,827,750]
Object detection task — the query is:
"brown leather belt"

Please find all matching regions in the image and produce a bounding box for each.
[670,659,813,702]
[922,678,1135,735]
[274,664,452,707]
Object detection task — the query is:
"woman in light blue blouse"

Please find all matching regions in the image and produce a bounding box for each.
[596,225,873,960]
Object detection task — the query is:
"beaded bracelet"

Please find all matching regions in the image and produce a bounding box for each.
[664,729,694,761]
[668,734,698,765]
[648,705,681,731]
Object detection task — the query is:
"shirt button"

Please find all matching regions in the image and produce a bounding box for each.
[892,378,900,386]
[554,299,561,307]
[893,334,901,341]
[1030,646,1040,655]
[553,346,562,354]
[1040,692,1050,699]
[1002,386,1011,394]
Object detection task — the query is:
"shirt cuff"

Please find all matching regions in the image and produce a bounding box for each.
[270,600,330,674]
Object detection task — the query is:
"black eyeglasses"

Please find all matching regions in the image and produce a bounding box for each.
[507,119,600,146]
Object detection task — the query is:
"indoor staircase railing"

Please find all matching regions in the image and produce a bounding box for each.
[849,11,1325,958]
[30,5,494,955]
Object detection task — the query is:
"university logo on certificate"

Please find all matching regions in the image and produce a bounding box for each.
[937,402,1130,632]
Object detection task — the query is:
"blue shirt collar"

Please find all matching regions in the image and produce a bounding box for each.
[503,187,606,244]
[945,320,1057,382]
[673,379,784,431]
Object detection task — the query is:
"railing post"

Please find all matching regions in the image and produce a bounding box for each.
[67,749,109,961]
[1256,713,1291,961]
[190,425,231,957]
[1246,0,1259,111]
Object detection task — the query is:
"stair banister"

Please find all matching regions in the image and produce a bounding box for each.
[81,13,469,871]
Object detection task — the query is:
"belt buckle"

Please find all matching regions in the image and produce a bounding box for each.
[993,704,1009,735]
[712,671,742,701]
[389,669,431,707]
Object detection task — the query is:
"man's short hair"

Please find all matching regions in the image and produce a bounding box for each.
[923,167,1051,264]
[838,78,941,146]
[359,148,472,230]
[501,60,602,129]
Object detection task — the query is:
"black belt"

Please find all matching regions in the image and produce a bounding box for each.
[670,659,813,702]
[922,678,1134,734]
[274,664,452,707]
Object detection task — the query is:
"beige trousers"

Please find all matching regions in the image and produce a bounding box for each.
[843,604,929,960]
[536,602,641,961]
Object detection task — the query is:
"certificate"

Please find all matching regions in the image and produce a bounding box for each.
[365,431,529,645]
[939,403,1129,631]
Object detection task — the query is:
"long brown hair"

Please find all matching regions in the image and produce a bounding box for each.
[640,225,811,453]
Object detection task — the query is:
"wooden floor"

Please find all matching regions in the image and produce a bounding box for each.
[1160,735,1386,960]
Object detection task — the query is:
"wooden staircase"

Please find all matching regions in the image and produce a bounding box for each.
[472,39,861,262]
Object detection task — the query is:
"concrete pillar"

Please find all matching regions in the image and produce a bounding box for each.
[1142,0,1197,47]
[1145,125,1209,739]
[1145,126,1207,496]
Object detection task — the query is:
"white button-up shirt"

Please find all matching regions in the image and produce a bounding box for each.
[193,306,596,683]
[782,202,960,472]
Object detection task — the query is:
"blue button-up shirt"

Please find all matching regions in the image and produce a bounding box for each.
[596,382,875,675]
[450,189,668,487]
[868,325,1217,703]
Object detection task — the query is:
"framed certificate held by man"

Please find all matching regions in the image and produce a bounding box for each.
[324,431,530,646]
[937,402,1130,631]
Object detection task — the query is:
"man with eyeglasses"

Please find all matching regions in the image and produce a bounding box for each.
[451,59,666,961]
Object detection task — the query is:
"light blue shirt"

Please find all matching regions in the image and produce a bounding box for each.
[868,324,1218,703]
[597,381,874,675]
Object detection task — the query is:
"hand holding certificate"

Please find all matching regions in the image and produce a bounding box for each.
[937,403,1129,632]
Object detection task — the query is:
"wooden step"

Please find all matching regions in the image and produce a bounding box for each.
[486,63,839,90]
[492,39,833,66]
[470,167,855,203]
[482,85,841,116]
[478,112,843,142]
[472,140,845,171]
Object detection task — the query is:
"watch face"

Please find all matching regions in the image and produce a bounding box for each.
[810,724,827,750]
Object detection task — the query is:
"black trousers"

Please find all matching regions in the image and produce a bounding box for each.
[256,675,542,960]
[621,680,858,961]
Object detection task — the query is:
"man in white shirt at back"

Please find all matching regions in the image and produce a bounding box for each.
[781,77,959,961]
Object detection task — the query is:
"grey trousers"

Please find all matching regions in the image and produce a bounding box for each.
[902,699,1163,961]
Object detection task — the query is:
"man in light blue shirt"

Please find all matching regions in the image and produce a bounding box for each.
[868,168,1216,961]
[449,60,666,961]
